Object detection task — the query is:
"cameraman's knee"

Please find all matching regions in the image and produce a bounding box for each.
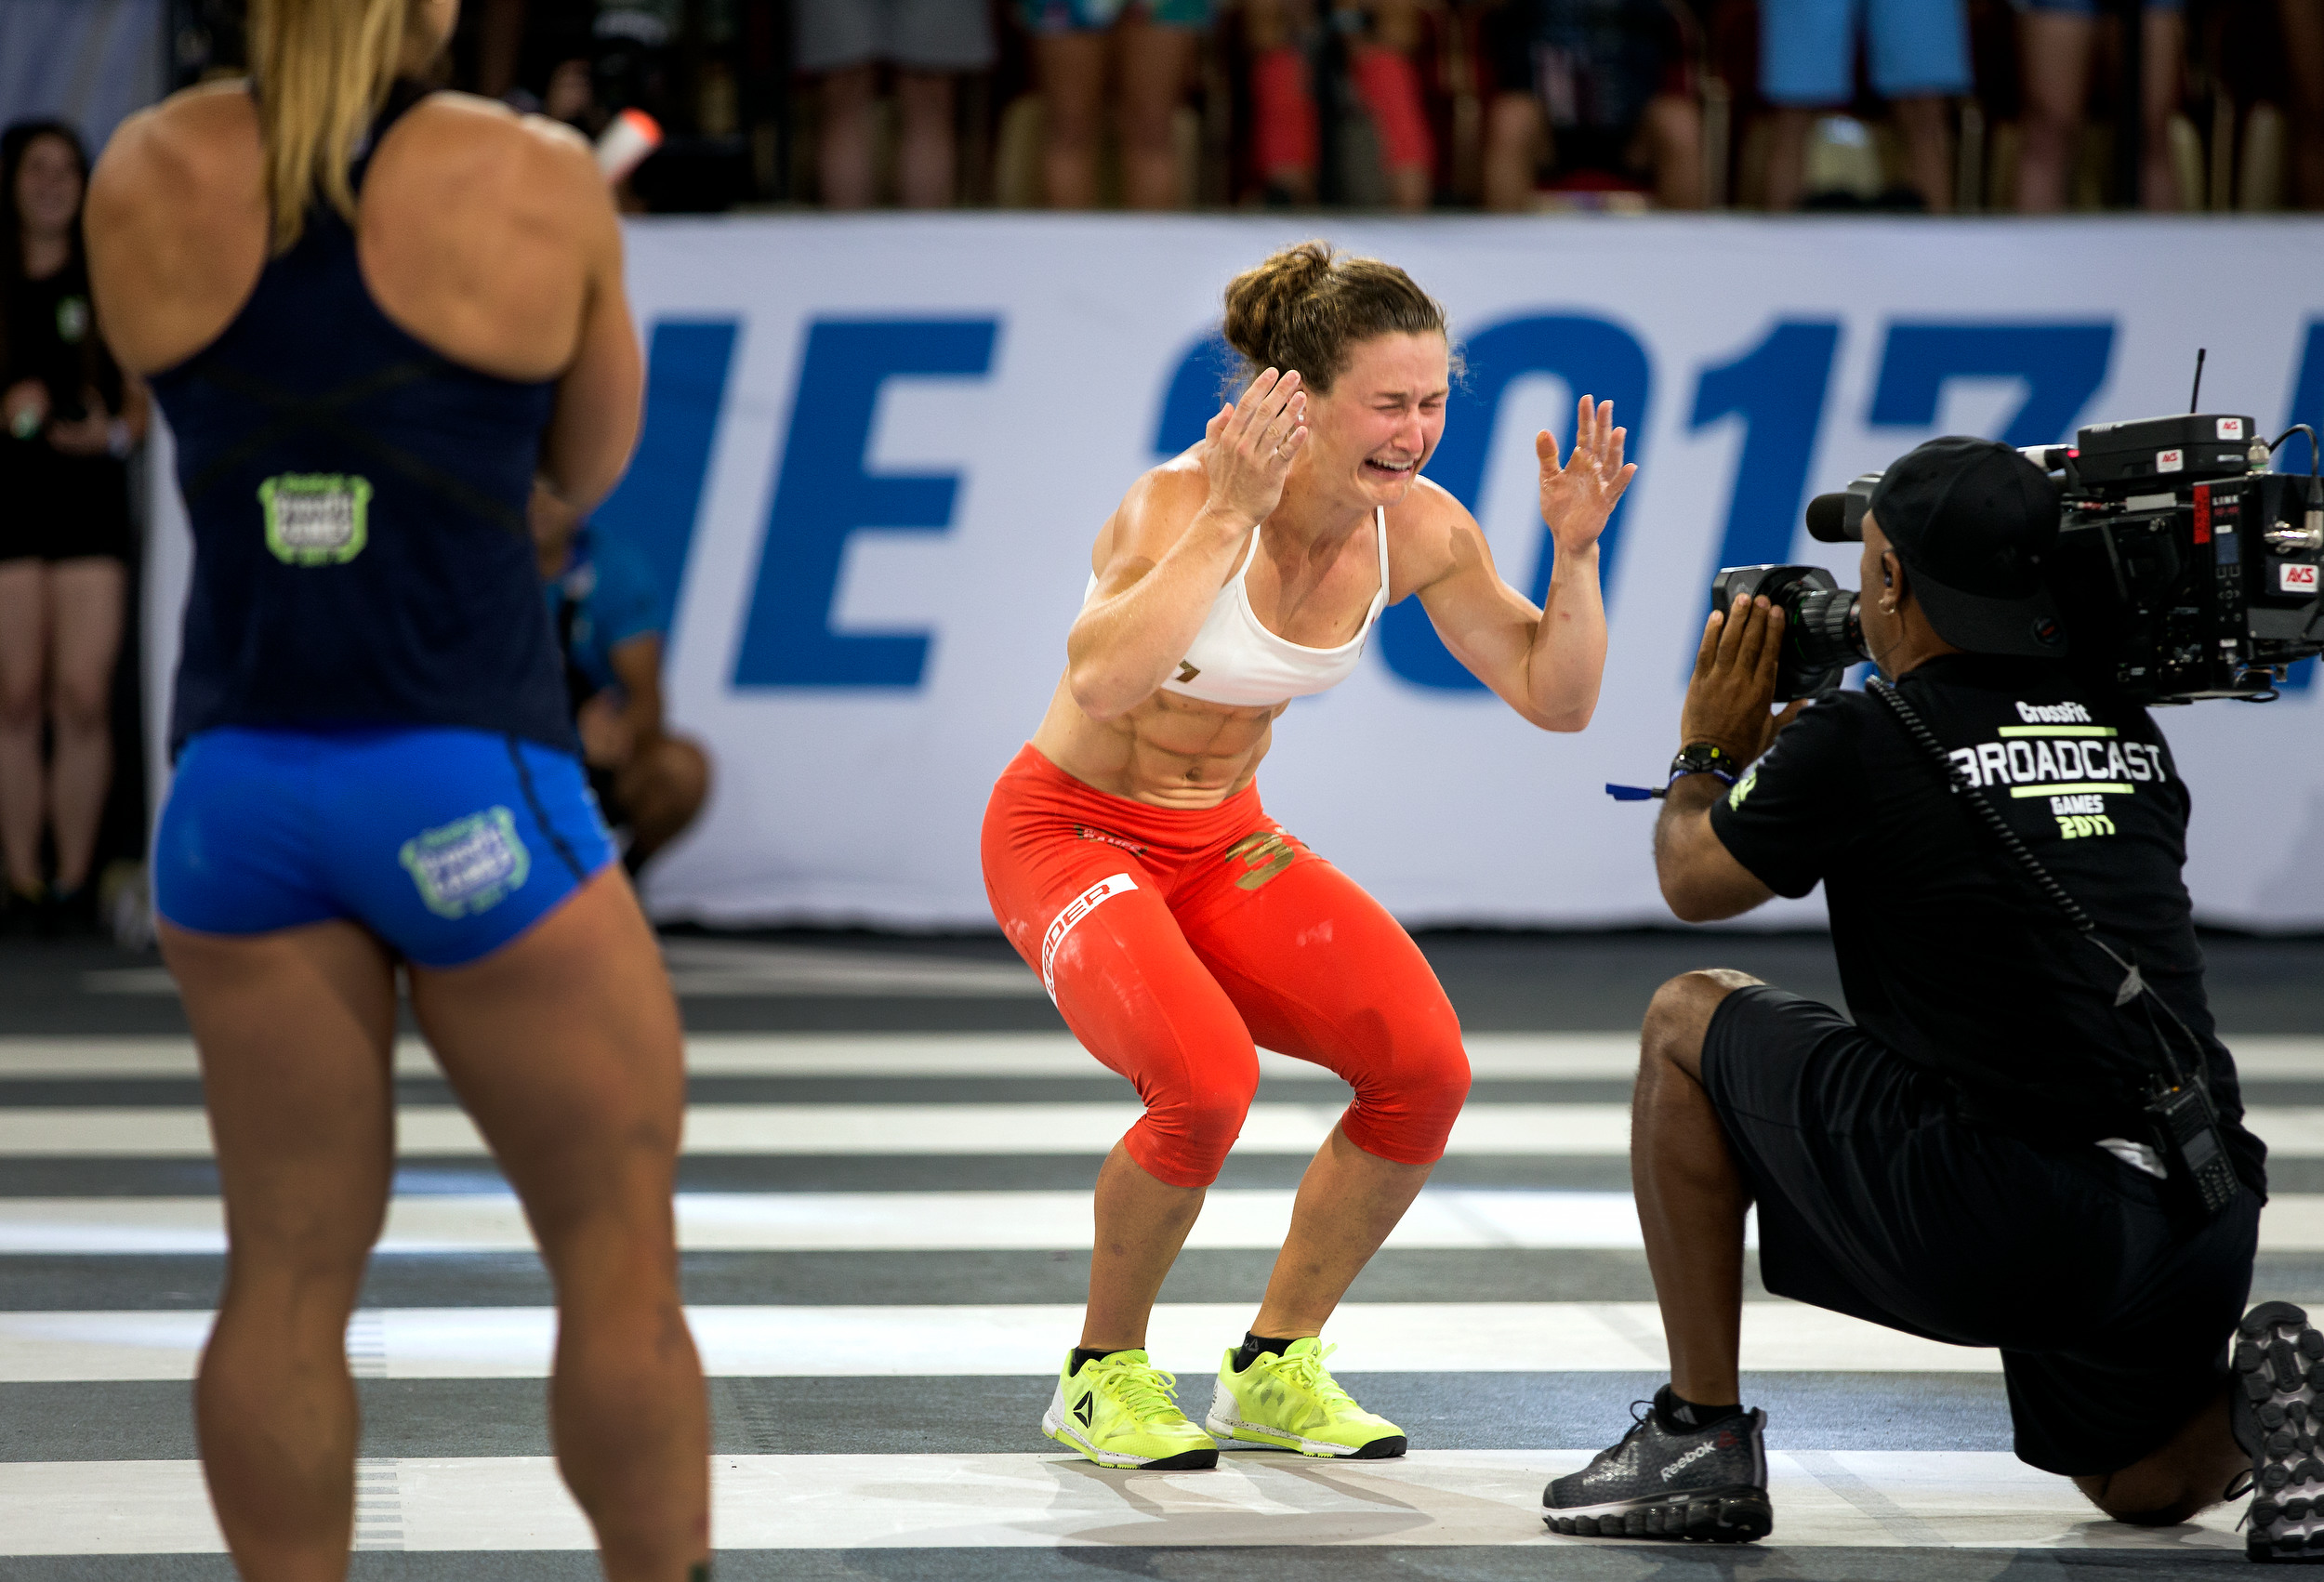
[1641,969,1764,1083]
[2073,1471,2210,1528]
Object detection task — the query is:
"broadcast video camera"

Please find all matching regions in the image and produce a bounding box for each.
[1716,413,2324,705]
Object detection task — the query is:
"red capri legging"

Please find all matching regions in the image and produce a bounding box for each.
[981,745,1471,1189]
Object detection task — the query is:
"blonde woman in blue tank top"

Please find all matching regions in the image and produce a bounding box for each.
[984,241,1635,1470]
[86,1,708,1575]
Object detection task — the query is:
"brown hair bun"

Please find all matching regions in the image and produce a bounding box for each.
[1221,240,1448,394]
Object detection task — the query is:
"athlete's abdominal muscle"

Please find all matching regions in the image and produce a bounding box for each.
[1035,675,1285,809]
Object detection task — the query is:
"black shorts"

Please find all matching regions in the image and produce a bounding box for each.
[1701,984,2262,1476]
[0,453,133,564]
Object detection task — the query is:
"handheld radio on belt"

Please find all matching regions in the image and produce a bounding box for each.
[1868,677,2240,1221]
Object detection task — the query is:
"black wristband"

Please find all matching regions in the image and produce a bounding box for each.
[1669,743,1742,786]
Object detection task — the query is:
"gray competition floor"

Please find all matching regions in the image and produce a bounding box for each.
[2,928,2320,1580]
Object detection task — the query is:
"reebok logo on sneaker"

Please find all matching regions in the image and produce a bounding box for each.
[1661,1440,1718,1482]
[1075,1394,1095,1428]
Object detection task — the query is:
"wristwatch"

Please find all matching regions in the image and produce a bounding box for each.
[1668,742,1743,786]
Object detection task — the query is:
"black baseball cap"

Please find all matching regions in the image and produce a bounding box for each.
[1863,436,2068,658]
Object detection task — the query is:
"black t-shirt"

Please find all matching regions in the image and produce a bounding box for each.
[1708,653,2263,1190]
[1,258,128,514]
[3,258,119,417]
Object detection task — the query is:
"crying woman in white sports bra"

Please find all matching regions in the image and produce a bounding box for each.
[1028,244,1637,812]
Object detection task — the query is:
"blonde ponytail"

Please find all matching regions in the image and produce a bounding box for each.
[247,0,414,255]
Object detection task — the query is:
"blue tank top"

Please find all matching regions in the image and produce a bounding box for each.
[149,85,573,755]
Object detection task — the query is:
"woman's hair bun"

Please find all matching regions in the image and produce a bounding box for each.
[1219,240,1446,394]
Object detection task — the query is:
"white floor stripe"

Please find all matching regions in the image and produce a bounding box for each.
[0,1449,2245,1554]
[8,1187,2324,1254]
[0,1034,1652,1080]
[0,1102,1640,1158]
[1,1299,2005,1380]
[2,1031,2314,1082]
[10,1100,2324,1163]
[0,1188,1683,1253]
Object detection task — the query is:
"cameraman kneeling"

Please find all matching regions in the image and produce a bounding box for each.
[1545,438,2304,1554]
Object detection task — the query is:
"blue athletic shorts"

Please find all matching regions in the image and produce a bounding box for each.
[154,726,617,969]
[1761,0,1971,104]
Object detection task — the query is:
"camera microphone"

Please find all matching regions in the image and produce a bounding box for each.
[1804,473,1881,543]
[1804,494,1848,543]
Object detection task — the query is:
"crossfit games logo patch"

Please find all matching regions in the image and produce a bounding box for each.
[399,807,532,919]
[259,473,373,565]
[1040,872,1138,1001]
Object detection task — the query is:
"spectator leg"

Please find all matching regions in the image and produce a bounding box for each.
[1250,41,1321,203]
[2136,8,2184,210]
[1763,106,1817,210]
[0,560,43,893]
[1633,969,1761,1406]
[1118,13,1198,209]
[614,735,711,870]
[2070,1384,2248,1525]
[2016,11,2093,211]
[1482,93,1545,213]
[44,557,121,895]
[1892,95,1956,212]
[1349,45,1435,210]
[1642,92,1707,209]
[816,63,881,209]
[896,71,961,207]
[1036,32,1109,207]
[2282,0,2324,207]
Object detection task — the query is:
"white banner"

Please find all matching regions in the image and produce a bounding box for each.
[148,216,2324,930]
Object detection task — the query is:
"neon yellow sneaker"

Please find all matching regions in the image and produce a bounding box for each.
[1042,1350,1220,1470]
[1205,1338,1407,1458]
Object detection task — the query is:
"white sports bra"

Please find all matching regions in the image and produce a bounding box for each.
[1085,508,1390,709]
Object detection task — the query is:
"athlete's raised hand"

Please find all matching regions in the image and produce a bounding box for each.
[1202,367,1307,529]
[1538,395,1636,559]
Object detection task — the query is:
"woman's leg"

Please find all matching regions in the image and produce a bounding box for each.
[1036,31,1110,207]
[407,867,708,1580]
[1248,0,1321,204]
[2136,7,2184,210]
[160,916,400,1582]
[1045,879,1258,1349]
[1482,93,1545,212]
[2016,11,2093,211]
[896,69,961,207]
[0,560,46,895]
[816,63,881,208]
[1116,12,1198,208]
[44,556,125,894]
[1179,844,1469,1338]
[984,806,1257,1349]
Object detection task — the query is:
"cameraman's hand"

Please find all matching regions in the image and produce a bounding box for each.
[1680,595,1792,762]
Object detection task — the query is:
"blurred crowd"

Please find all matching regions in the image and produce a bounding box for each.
[161,0,2324,213]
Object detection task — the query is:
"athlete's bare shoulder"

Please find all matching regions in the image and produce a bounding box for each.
[1092,452,1215,574]
[1382,473,1485,596]
[87,82,266,373]
[371,92,605,239]
[361,92,613,381]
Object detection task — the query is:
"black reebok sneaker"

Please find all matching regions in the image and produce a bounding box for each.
[2237,1301,2324,1562]
[1543,1397,1773,1542]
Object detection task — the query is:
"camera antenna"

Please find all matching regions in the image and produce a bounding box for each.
[2189,348,2206,413]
